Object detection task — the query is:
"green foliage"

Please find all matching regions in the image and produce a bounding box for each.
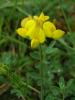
[0,0,75,100]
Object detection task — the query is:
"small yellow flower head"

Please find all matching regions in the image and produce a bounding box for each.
[16,12,65,48]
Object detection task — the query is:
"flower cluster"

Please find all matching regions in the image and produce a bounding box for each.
[16,12,65,48]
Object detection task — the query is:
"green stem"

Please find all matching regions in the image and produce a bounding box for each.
[63,96,64,100]
[39,45,44,100]
[62,92,64,100]
[21,95,26,100]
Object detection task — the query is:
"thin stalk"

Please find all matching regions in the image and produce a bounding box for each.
[63,95,64,100]
[62,91,64,100]
[21,95,26,100]
[39,45,44,100]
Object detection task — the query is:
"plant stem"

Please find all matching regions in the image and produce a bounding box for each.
[39,45,44,100]
[21,95,26,100]
[62,93,64,100]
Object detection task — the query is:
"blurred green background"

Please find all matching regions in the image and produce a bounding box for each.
[0,0,75,100]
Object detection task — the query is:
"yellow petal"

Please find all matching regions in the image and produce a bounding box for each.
[52,29,65,40]
[39,12,49,22]
[16,28,27,38]
[31,39,39,48]
[34,16,39,20]
[38,28,46,43]
[30,27,45,43]
[24,19,36,38]
[21,16,32,28]
[43,21,56,38]
[25,19,36,30]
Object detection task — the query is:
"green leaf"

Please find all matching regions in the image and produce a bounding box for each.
[30,51,40,60]
[66,79,74,89]
[46,94,57,100]
[59,77,65,91]
[46,47,59,54]
[0,52,17,66]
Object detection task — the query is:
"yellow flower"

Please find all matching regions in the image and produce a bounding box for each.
[52,29,65,39]
[16,12,65,48]
[43,21,56,38]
